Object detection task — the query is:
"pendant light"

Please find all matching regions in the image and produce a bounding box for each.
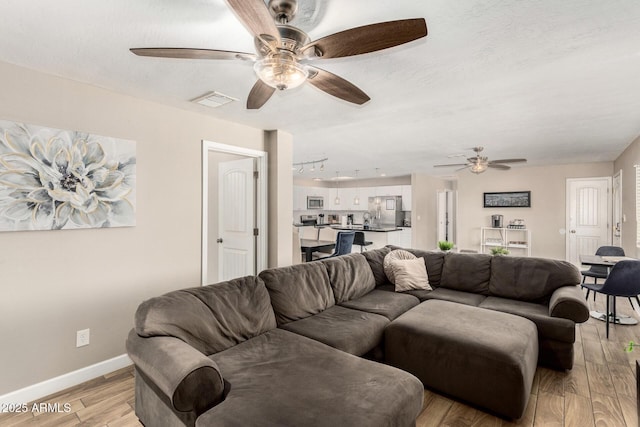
[334,171,341,205]
[353,170,360,205]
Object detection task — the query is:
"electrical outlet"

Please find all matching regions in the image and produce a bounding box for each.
[76,329,90,347]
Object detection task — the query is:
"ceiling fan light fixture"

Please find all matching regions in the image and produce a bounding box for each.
[254,56,308,90]
[470,159,488,174]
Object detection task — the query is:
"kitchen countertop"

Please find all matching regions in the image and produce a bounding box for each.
[329,225,400,232]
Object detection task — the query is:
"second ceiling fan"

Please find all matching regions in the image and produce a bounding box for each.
[130,0,427,109]
[434,147,527,174]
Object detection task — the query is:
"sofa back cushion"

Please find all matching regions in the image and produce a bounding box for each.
[362,247,393,287]
[439,253,492,294]
[405,249,446,288]
[259,262,335,325]
[321,253,376,303]
[489,256,581,302]
[135,276,276,355]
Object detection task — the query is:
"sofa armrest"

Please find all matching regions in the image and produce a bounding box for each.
[549,286,589,323]
[126,329,224,414]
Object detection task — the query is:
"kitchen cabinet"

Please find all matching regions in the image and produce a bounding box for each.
[376,185,403,197]
[387,227,412,248]
[293,185,306,211]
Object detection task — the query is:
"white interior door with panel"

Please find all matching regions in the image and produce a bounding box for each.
[218,158,256,281]
[566,177,612,265]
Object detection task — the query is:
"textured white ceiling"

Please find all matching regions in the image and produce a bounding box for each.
[0,0,639,180]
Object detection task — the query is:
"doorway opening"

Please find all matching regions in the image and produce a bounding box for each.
[201,141,267,285]
[437,190,456,245]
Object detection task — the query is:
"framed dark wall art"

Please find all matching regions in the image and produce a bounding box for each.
[483,191,531,208]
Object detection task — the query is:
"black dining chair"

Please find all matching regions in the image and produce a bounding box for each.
[313,231,355,260]
[582,260,640,339]
[353,231,373,252]
[582,246,625,301]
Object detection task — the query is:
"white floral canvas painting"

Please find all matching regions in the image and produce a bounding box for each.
[0,120,136,232]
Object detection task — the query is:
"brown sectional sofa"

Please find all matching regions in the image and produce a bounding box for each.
[126,247,589,426]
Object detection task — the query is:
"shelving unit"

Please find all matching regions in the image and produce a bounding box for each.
[480,227,531,256]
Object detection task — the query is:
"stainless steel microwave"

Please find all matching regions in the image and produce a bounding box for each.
[307,196,324,209]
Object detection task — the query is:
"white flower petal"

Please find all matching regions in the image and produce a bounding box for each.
[1,124,32,154]
[0,171,41,189]
[32,202,54,228]
[95,170,124,189]
[83,142,107,171]
[3,199,34,220]
[28,188,52,203]
[111,199,135,218]
[0,152,41,172]
[52,148,70,173]
[55,202,72,226]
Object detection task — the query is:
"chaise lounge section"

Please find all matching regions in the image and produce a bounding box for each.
[127,247,589,425]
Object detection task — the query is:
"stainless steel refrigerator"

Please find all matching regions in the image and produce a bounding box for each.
[368,196,403,227]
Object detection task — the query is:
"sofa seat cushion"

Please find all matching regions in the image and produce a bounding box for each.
[321,253,376,303]
[440,253,492,294]
[377,283,433,301]
[479,296,575,343]
[339,289,420,320]
[422,287,487,307]
[202,328,424,427]
[280,305,389,356]
[135,276,276,355]
[259,262,334,326]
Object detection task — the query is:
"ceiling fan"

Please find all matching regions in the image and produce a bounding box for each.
[434,147,527,174]
[130,0,427,109]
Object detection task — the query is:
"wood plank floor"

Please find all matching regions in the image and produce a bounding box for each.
[2,294,638,426]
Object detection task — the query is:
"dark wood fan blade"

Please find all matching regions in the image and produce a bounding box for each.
[247,80,276,109]
[488,164,511,170]
[307,67,370,105]
[489,158,527,164]
[303,18,427,59]
[130,48,255,61]
[225,0,280,43]
[434,163,470,168]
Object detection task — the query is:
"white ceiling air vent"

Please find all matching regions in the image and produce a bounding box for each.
[192,91,237,108]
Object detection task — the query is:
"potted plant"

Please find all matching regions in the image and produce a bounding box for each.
[438,241,454,252]
[491,247,510,256]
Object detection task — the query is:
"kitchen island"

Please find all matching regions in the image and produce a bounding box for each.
[328,225,410,251]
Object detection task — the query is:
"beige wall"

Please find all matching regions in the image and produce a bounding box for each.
[411,173,453,250]
[0,60,269,394]
[613,134,640,258]
[455,162,613,259]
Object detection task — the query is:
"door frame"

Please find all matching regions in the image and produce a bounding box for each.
[201,141,268,286]
[613,170,622,247]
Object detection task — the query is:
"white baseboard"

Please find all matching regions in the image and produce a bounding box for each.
[0,354,132,406]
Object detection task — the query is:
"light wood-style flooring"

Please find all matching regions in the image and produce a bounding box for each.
[1,295,638,427]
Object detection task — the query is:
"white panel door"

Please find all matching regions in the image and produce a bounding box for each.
[219,158,255,281]
[566,178,611,265]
